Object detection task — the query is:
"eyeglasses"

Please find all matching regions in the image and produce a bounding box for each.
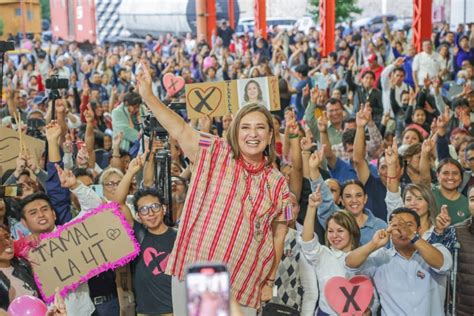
[104,181,121,188]
[137,202,163,216]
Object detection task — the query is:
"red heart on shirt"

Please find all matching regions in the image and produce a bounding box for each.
[163,73,185,97]
[324,275,374,316]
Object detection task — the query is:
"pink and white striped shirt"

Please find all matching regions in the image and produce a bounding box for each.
[166,133,292,308]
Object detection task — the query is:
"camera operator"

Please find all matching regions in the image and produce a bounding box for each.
[25,109,46,140]
[111,88,147,151]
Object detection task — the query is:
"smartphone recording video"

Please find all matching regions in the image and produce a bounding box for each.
[186,264,230,316]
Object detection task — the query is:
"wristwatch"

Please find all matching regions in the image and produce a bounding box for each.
[409,233,421,244]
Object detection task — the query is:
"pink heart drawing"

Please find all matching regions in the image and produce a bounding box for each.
[163,73,185,97]
[324,275,374,316]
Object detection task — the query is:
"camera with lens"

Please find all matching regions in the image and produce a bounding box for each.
[46,75,69,99]
[26,118,46,140]
[45,76,69,90]
[141,113,168,139]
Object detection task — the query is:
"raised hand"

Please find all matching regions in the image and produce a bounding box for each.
[76,146,90,167]
[421,137,434,156]
[14,154,27,177]
[24,149,38,173]
[423,74,431,89]
[356,103,372,127]
[45,121,62,141]
[46,288,67,316]
[434,205,451,234]
[317,111,328,133]
[310,86,319,105]
[302,84,310,98]
[127,155,144,175]
[300,135,314,152]
[384,139,399,166]
[84,107,95,124]
[55,99,66,115]
[55,164,78,189]
[285,119,299,135]
[308,184,322,209]
[371,229,390,249]
[393,57,405,67]
[408,88,417,105]
[62,133,73,154]
[113,132,124,148]
[308,144,325,172]
[82,80,90,96]
[136,60,154,98]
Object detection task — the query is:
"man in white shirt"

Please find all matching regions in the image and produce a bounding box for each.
[345,207,452,316]
[412,40,446,87]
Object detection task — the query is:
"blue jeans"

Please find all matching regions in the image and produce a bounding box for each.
[92,297,120,316]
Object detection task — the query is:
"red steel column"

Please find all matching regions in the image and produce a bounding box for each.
[254,0,267,39]
[228,0,235,29]
[412,0,432,52]
[206,0,217,45]
[319,0,335,58]
[196,0,207,42]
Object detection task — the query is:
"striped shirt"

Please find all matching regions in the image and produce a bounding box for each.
[165,133,292,308]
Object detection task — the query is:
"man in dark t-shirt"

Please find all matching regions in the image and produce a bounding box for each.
[133,222,176,315]
[217,20,234,48]
[115,159,178,315]
[129,188,177,315]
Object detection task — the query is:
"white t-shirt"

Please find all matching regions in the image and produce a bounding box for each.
[412,52,446,85]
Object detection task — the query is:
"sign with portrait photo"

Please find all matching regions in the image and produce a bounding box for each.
[185,76,280,119]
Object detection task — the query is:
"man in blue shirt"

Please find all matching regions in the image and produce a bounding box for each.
[346,208,452,316]
[292,64,312,121]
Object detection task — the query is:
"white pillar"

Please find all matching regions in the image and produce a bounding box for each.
[381,0,388,14]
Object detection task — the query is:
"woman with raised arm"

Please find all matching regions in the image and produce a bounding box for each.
[136,61,291,315]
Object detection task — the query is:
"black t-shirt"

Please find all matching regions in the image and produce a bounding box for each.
[132,222,176,314]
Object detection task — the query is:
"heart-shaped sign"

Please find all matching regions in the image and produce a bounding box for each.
[163,73,185,97]
[324,275,374,316]
[106,228,121,241]
[186,87,222,116]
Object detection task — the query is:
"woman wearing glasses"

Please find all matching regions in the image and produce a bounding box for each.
[114,156,176,316]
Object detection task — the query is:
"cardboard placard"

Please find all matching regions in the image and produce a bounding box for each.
[185,76,281,119]
[28,203,140,303]
[0,126,45,172]
[324,275,374,316]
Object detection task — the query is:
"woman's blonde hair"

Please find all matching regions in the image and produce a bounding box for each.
[402,183,437,224]
[226,104,276,166]
[325,210,360,250]
[98,167,124,185]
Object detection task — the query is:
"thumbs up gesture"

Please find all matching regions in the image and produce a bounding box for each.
[434,205,452,234]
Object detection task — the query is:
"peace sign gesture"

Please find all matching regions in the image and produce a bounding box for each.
[136,60,154,98]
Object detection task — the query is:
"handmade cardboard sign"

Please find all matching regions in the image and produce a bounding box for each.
[163,73,185,97]
[0,127,45,172]
[324,275,374,316]
[185,76,280,119]
[28,203,140,303]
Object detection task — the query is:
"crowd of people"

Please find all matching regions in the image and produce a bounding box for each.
[0,15,474,316]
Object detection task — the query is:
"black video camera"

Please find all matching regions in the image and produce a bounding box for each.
[45,76,69,90]
[0,41,14,53]
[142,113,168,139]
